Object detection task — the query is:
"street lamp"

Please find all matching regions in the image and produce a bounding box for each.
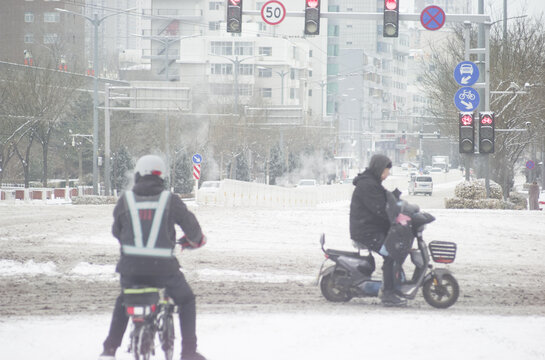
[55,7,136,195]
[208,54,261,114]
[257,66,288,105]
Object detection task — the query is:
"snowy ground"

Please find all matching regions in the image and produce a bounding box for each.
[1,176,544,360]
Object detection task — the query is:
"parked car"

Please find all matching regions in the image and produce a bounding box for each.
[296,179,317,187]
[199,181,221,192]
[408,175,433,196]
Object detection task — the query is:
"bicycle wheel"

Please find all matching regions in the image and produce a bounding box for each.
[158,312,175,360]
[135,325,153,360]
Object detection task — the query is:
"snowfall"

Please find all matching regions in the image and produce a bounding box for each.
[1,169,544,360]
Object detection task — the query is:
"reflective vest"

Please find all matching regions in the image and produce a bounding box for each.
[122,190,173,258]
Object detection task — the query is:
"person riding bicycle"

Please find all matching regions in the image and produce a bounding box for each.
[349,154,406,307]
[99,154,207,360]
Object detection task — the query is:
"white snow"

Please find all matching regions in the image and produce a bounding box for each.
[1,174,545,360]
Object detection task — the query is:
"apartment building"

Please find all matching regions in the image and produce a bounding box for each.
[0,0,85,70]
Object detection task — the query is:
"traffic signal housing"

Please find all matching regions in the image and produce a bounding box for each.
[479,112,495,154]
[459,112,475,154]
[383,0,400,37]
[227,0,243,33]
[304,0,321,35]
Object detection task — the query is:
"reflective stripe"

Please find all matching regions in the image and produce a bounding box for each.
[125,191,143,248]
[122,245,173,258]
[146,191,170,249]
[124,190,172,258]
[123,287,159,295]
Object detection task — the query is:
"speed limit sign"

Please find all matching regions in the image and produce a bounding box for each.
[261,0,286,25]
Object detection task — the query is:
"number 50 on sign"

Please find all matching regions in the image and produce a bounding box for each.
[261,1,286,25]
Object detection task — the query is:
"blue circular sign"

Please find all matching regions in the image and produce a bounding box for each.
[454,87,480,112]
[526,160,535,170]
[420,6,446,31]
[192,153,202,164]
[454,61,479,86]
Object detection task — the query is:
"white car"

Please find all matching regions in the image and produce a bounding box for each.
[296,179,317,187]
[408,175,433,196]
[199,181,221,192]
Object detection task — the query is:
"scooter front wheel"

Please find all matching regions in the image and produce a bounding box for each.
[320,269,353,302]
[422,274,459,308]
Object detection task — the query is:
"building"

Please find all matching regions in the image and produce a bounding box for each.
[0,0,85,71]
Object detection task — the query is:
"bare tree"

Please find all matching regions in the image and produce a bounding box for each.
[421,17,545,198]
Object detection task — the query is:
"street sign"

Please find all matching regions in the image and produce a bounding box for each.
[526,160,535,170]
[454,61,479,86]
[420,5,446,31]
[261,0,286,26]
[192,153,202,164]
[454,87,480,111]
[193,164,201,180]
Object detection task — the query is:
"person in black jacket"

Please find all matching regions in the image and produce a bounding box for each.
[99,155,207,360]
[349,154,406,307]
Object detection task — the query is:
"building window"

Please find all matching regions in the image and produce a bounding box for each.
[259,46,272,56]
[44,33,58,44]
[290,88,296,99]
[328,25,339,37]
[208,21,220,30]
[290,68,296,80]
[210,63,233,75]
[308,89,313,96]
[239,64,253,75]
[24,12,34,23]
[261,88,272,98]
[209,1,222,10]
[235,42,253,55]
[258,67,272,78]
[44,12,60,23]
[24,34,34,43]
[239,84,253,96]
[259,22,267,31]
[211,41,232,55]
[309,70,313,77]
[309,50,313,57]
[211,83,233,96]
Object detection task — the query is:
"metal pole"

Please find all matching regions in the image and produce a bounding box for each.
[463,22,471,182]
[92,15,99,195]
[104,83,111,196]
[503,0,508,40]
[234,57,239,114]
[164,40,171,188]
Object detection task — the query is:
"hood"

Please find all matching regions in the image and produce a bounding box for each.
[353,154,392,184]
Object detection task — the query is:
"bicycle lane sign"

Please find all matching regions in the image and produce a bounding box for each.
[454,87,480,111]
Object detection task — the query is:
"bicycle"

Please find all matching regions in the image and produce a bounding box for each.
[123,287,177,360]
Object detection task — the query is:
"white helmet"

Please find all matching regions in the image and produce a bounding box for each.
[134,155,166,180]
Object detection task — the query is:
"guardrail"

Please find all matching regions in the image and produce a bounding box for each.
[196,179,353,208]
[0,186,93,202]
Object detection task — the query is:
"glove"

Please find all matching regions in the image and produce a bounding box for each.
[178,235,207,251]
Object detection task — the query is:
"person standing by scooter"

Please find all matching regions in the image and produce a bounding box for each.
[99,154,207,360]
[349,154,406,307]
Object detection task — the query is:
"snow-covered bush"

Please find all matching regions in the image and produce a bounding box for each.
[506,192,527,210]
[72,195,117,205]
[445,179,522,210]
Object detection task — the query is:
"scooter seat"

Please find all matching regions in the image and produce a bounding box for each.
[325,249,361,258]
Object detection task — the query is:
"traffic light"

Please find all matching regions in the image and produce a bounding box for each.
[459,112,475,154]
[479,112,495,154]
[304,0,320,35]
[226,0,243,33]
[383,0,400,38]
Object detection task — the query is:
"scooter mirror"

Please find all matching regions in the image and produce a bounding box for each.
[319,233,325,246]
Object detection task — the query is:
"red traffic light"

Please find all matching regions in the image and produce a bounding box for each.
[481,115,493,125]
[461,114,473,126]
[229,0,240,5]
[385,0,398,10]
[307,0,319,8]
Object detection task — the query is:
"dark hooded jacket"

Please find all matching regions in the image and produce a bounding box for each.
[349,154,392,250]
[112,175,203,276]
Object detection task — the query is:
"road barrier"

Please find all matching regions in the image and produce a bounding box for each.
[197,179,353,208]
[0,186,93,202]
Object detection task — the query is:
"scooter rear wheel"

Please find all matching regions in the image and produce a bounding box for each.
[320,270,353,302]
[422,274,459,308]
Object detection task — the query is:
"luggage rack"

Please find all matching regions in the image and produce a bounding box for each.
[429,241,457,264]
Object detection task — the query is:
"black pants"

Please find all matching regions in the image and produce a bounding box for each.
[103,271,197,356]
[381,256,395,292]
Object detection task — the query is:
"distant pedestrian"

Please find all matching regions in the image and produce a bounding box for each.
[529,181,540,210]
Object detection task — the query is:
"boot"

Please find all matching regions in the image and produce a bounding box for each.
[380,290,407,307]
[181,351,207,360]
[98,347,116,360]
